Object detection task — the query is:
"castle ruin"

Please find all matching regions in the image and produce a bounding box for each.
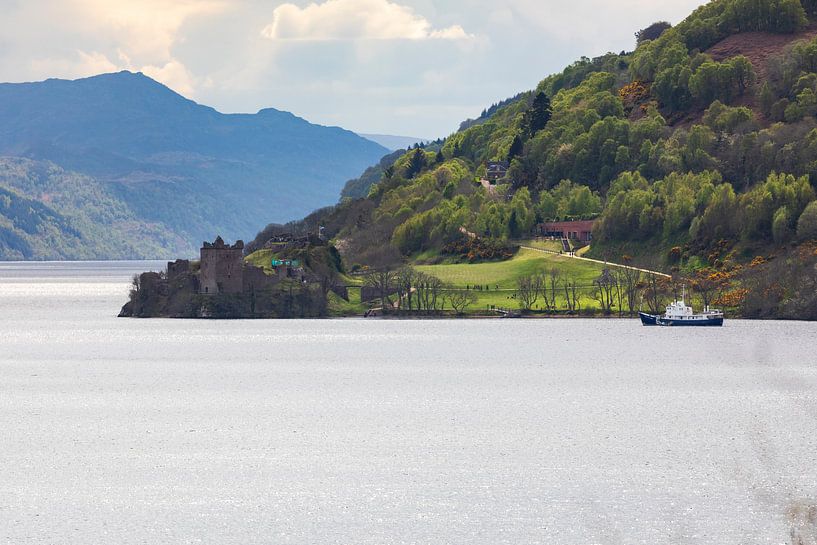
[199,236,244,295]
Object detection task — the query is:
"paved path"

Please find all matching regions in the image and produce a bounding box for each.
[520,245,672,279]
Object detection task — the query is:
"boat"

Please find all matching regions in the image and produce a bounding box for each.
[639,288,724,327]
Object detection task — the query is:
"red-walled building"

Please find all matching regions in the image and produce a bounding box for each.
[539,220,597,242]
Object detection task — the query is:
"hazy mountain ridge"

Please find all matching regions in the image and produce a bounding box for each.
[0,71,388,259]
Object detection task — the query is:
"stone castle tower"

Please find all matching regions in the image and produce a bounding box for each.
[199,236,244,295]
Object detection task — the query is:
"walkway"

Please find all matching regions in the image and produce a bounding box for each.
[519,245,672,279]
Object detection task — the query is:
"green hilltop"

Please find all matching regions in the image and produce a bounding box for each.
[246,0,817,318]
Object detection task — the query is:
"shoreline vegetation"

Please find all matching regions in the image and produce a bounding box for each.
[122,234,807,320]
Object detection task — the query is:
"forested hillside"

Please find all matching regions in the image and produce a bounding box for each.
[250,0,817,319]
[0,158,187,260]
[0,71,387,259]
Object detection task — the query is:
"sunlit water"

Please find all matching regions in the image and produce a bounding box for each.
[1,261,816,544]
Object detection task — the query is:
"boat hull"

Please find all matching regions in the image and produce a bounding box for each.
[639,312,659,326]
[640,312,724,327]
[656,316,724,327]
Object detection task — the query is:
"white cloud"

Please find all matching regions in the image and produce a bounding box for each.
[72,0,228,62]
[0,0,711,136]
[142,60,199,96]
[21,0,229,96]
[30,50,119,80]
[261,0,472,41]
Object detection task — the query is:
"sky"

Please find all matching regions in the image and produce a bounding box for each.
[0,0,708,138]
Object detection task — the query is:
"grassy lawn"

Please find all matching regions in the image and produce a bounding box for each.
[244,249,275,273]
[327,289,368,316]
[339,273,364,286]
[415,248,605,289]
[517,238,565,253]
[459,289,603,313]
[414,248,609,313]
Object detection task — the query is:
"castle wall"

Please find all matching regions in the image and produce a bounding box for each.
[200,237,244,295]
[167,259,190,281]
[242,264,281,293]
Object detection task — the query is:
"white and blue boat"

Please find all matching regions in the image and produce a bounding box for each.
[639,289,724,327]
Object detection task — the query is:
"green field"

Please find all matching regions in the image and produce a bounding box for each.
[244,249,275,272]
[415,248,609,313]
[415,248,604,288]
[517,238,566,253]
[327,289,368,316]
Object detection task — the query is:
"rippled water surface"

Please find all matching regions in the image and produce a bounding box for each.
[1,261,816,544]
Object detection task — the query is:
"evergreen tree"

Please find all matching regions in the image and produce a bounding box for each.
[508,209,520,239]
[435,150,445,164]
[523,92,552,137]
[759,82,775,117]
[507,134,524,161]
[406,148,426,178]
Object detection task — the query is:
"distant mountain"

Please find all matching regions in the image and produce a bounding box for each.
[0,71,387,259]
[359,134,428,151]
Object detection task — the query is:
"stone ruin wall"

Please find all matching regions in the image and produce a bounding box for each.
[200,237,244,295]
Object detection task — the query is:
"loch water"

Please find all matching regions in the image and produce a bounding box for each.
[1,261,816,544]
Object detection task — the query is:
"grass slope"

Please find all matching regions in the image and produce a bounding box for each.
[416,248,604,288]
[415,248,609,313]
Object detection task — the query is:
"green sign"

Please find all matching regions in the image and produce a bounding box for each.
[271,259,301,267]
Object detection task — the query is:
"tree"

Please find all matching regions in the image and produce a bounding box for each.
[416,275,446,314]
[691,268,727,309]
[636,21,672,44]
[395,267,418,312]
[508,209,520,239]
[129,273,141,302]
[563,277,580,313]
[364,268,397,312]
[689,57,756,105]
[593,269,617,314]
[516,275,542,311]
[617,263,642,317]
[507,134,524,161]
[644,269,668,314]
[797,200,817,240]
[542,268,561,312]
[729,56,756,95]
[758,82,775,117]
[772,206,793,244]
[405,148,426,178]
[448,289,477,315]
[509,187,536,235]
[523,92,552,137]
